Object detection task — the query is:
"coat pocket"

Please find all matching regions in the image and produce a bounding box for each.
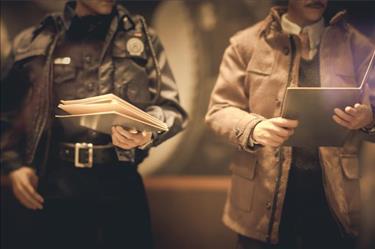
[229,154,257,212]
[53,64,76,84]
[246,39,274,76]
[339,154,361,230]
[52,63,77,100]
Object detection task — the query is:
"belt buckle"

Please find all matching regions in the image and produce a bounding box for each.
[74,143,93,168]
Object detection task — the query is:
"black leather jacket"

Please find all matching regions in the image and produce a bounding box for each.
[1,3,188,174]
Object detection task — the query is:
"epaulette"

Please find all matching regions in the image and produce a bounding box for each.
[12,15,57,61]
[122,14,147,40]
[32,13,62,39]
[121,14,135,31]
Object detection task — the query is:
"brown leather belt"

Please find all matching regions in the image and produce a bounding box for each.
[59,143,117,168]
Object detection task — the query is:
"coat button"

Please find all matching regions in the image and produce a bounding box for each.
[275,99,281,107]
[283,47,290,55]
[235,128,241,136]
[266,201,272,210]
[274,148,280,156]
[275,177,280,184]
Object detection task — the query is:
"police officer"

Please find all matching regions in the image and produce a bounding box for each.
[1,0,187,248]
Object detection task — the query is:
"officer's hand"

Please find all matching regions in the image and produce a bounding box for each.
[111,126,152,150]
[9,167,44,210]
[252,117,299,147]
[333,103,373,130]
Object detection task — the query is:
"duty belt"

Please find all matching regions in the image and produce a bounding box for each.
[59,143,117,168]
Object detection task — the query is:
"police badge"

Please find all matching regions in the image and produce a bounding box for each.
[126,37,145,56]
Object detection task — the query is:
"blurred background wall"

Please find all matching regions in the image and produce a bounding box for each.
[1,1,374,248]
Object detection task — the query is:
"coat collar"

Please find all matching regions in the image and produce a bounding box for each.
[260,6,348,38]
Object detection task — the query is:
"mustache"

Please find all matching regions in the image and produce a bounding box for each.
[305,1,326,8]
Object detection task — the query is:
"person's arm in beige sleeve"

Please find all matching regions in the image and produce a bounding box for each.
[205,40,298,151]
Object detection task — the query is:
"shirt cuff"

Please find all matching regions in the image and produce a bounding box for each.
[244,119,264,152]
[1,151,24,175]
[361,119,375,135]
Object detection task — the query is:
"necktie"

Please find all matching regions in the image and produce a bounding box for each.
[299,31,310,60]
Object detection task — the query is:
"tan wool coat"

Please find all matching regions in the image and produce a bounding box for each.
[206,7,375,244]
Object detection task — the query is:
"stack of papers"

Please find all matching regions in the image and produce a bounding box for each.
[56,94,168,134]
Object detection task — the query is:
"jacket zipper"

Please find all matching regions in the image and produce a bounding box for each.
[39,46,57,176]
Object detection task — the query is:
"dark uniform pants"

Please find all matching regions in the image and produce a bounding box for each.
[236,165,357,249]
[2,160,152,249]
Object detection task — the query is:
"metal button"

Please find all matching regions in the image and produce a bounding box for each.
[89,130,97,136]
[283,47,290,55]
[123,16,133,30]
[84,55,92,63]
[87,82,95,91]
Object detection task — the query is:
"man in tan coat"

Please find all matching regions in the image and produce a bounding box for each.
[206,0,375,248]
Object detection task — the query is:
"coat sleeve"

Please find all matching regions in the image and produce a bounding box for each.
[143,31,188,147]
[350,25,375,134]
[1,48,31,174]
[205,40,265,153]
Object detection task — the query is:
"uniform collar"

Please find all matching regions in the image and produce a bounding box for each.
[62,1,133,31]
[62,1,77,30]
[281,14,325,49]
